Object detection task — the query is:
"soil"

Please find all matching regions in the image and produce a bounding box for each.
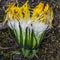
[0,0,60,60]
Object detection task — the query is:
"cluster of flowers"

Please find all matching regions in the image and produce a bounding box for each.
[4,1,53,57]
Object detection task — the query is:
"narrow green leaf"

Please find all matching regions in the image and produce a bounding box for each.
[39,32,45,43]
[24,27,28,48]
[33,32,37,49]
[27,28,31,49]
[37,32,45,45]
[31,29,34,49]
[20,25,23,47]
[10,23,20,44]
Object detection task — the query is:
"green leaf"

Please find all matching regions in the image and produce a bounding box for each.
[10,23,20,44]
[20,25,23,47]
[30,29,34,49]
[27,28,31,48]
[24,27,28,48]
[21,48,30,57]
[38,32,45,44]
[33,32,37,49]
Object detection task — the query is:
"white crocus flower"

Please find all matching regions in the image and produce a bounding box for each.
[7,20,20,37]
[4,1,53,58]
[19,18,32,32]
[32,22,48,36]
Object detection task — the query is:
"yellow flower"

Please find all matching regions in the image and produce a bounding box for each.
[44,3,49,12]
[22,1,30,20]
[4,2,23,23]
[4,1,54,57]
[4,1,30,23]
[32,3,53,26]
[4,1,53,27]
[32,2,44,20]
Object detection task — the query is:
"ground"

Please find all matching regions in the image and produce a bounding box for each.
[0,0,60,60]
